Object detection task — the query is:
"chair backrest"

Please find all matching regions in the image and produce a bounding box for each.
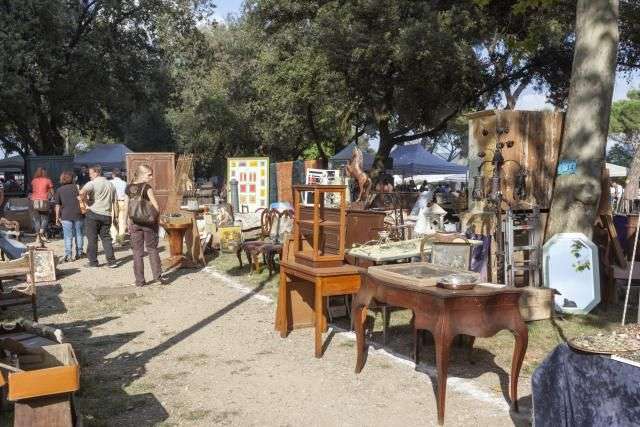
[260,208,279,238]
[270,209,294,244]
[430,241,472,270]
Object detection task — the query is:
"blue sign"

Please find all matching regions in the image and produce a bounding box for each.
[557,160,577,176]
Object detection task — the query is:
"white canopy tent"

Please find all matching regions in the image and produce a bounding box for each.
[606,162,628,178]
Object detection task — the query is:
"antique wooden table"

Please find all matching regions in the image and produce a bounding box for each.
[353,263,528,425]
[276,259,362,358]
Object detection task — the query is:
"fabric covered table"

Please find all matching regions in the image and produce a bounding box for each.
[532,343,640,427]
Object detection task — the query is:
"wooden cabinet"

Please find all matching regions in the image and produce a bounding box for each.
[126,153,175,213]
[293,185,347,268]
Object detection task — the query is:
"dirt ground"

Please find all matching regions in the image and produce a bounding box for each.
[0,238,540,426]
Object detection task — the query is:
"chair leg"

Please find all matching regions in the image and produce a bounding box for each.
[381,306,389,346]
[31,294,38,322]
[236,247,243,267]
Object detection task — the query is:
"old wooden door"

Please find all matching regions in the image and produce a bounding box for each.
[126,153,175,213]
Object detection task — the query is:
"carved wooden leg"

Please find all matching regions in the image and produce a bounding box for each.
[236,246,243,267]
[31,294,38,322]
[413,326,420,364]
[434,331,453,425]
[354,302,369,373]
[314,279,323,358]
[510,320,529,411]
[276,270,288,337]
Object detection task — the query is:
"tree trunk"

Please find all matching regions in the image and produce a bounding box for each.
[547,0,619,240]
[370,116,393,184]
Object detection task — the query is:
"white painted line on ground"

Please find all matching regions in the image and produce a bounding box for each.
[203,266,273,303]
[204,266,511,411]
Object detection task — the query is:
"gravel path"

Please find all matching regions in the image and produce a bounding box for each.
[24,240,531,426]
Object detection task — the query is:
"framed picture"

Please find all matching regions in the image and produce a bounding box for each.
[227,157,270,212]
[32,249,56,283]
[219,226,242,253]
[430,242,472,271]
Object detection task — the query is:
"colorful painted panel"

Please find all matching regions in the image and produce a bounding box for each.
[227,157,270,213]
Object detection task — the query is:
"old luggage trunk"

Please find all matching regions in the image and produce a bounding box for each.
[126,153,175,214]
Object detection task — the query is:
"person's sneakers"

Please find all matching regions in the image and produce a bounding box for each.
[86,263,100,268]
[156,276,170,285]
[107,262,118,268]
[60,256,72,263]
[75,253,85,260]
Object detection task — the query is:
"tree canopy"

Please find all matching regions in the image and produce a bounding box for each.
[0,0,212,156]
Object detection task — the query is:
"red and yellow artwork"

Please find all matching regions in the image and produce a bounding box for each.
[227,157,269,212]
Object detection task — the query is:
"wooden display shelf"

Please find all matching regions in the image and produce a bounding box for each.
[292,185,347,267]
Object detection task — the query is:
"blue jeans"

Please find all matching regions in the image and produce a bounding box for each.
[61,219,84,257]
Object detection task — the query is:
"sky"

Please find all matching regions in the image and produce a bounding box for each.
[214,0,244,22]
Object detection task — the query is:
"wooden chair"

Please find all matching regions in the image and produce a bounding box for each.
[0,247,38,321]
[237,209,293,275]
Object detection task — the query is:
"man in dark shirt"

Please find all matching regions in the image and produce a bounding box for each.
[76,165,90,187]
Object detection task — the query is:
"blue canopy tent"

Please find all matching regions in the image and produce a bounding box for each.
[73,144,133,170]
[329,142,375,170]
[389,144,467,175]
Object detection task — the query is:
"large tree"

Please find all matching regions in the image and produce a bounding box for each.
[0,0,211,156]
[547,0,619,239]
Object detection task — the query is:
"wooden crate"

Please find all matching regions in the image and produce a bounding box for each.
[8,343,80,401]
[518,286,554,322]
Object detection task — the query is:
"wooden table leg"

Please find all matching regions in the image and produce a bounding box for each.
[276,270,288,337]
[510,320,529,411]
[314,279,324,358]
[434,330,453,425]
[354,302,368,373]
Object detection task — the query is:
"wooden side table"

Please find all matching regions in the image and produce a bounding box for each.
[275,260,362,358]
[353,271,528,425]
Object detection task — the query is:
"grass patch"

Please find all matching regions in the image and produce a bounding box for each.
[206,252,279,298]
[183,409,212,421]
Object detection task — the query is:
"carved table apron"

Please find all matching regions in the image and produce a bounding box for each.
[353,273,528,425]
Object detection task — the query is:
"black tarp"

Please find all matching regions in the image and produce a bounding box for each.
[74,144,133,170]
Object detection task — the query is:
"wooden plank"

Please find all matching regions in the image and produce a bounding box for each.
[14,394,73,427]
[602,214,628,268]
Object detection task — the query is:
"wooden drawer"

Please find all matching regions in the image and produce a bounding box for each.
[8,344,80,401]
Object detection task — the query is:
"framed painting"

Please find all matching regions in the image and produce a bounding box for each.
[32,249,56,283]
[430,242,472,271]
[227,157,270,213]
[219,226,242,253]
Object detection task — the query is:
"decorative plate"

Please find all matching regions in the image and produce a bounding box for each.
[568,331,640,355]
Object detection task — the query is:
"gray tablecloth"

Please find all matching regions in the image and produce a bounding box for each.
[532,343,640,426]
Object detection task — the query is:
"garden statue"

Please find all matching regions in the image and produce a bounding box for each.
[345,146,371,205]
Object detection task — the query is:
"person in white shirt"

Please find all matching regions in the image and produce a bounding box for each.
[110,169,128,244]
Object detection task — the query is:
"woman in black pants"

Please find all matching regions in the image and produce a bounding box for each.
[124,164,167,287]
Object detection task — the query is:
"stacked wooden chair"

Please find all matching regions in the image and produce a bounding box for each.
[0,246,38,321]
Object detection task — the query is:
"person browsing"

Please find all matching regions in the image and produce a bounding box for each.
[79,165,119,268]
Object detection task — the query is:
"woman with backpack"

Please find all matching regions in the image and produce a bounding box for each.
[124,164,167,287]
[54,171,85,262]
